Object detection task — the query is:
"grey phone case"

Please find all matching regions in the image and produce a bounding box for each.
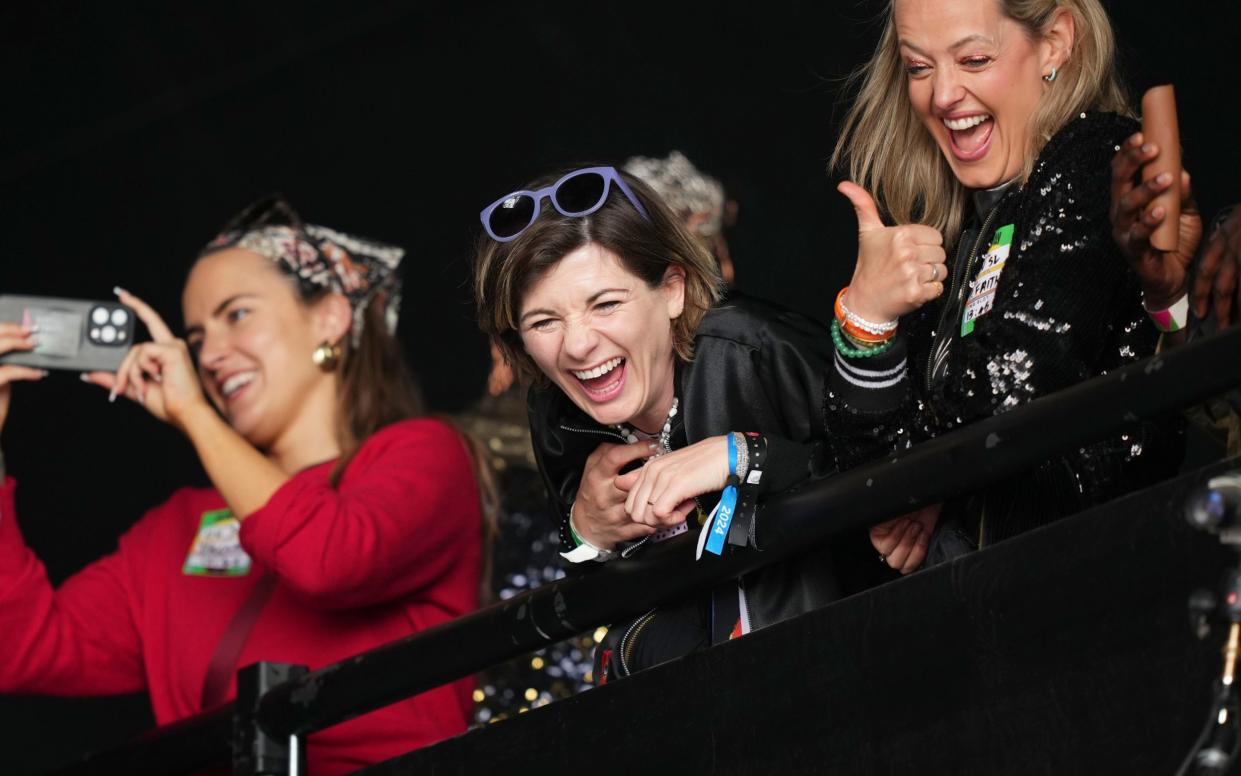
[0,295,136,372]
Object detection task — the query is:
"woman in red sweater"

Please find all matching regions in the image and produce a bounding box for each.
[0,196,482,774]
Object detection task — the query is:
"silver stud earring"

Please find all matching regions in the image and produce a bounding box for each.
[1042,66,1058,83]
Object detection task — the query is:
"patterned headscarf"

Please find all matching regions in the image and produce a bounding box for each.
[203,195,404,346]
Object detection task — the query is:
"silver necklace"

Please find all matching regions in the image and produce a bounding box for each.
[614,397,679,454]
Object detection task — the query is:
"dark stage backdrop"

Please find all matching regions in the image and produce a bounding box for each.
[1,1,1238,772]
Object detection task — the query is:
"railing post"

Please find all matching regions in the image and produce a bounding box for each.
[233,661,308,776]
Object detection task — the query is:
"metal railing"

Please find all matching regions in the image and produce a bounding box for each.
[49,325,1241,775]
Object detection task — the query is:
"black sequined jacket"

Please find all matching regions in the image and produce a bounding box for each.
[528,298,843,678]
[826,112,1181,555]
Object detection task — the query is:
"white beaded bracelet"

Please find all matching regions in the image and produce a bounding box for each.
[839,290,899,335]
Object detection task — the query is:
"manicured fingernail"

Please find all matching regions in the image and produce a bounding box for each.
[1156,172,1172,185]
[79,373,92,383]
[37,370,49,378]
[108,388,118,403]
[23,324,38,333]
[113,286,128,297]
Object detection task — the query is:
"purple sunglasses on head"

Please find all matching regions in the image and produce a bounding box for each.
[479,166,652,243]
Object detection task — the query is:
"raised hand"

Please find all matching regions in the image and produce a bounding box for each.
[837,181,947,324]
[81,288,209,430]
[1110,132,1203,311]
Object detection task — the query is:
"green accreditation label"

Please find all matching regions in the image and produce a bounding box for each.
[183,509,252,576]
[961,223,1015,337]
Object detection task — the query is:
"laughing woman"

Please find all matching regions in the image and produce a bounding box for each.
[474,166,838,679]
[826,0,1198,572]
[0,196,482,774]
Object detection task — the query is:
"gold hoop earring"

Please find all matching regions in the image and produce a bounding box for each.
[312,340,341,371]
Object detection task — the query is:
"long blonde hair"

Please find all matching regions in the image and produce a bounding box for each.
[830,0,1131,245]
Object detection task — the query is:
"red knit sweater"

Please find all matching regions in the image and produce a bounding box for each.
[0,417,481,775]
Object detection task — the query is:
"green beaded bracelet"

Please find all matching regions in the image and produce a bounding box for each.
[831,319,895,359]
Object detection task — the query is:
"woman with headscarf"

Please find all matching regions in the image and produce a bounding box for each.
[0,196,483,774]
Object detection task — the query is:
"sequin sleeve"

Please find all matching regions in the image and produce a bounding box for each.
[825,113,1156,473]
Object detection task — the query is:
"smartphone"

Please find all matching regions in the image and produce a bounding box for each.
[0,294,136,372]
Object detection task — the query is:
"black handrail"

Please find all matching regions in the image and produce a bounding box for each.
[50,325,1241,773]
[255,325,1241,738]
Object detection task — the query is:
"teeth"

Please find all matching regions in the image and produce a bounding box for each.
[572,357,623,381]
[221,372,255,397]
[943,114,990,131]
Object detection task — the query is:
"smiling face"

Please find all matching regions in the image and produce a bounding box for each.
[896,0,1064,189]
[518,243,685,432]
[182,248,347,450]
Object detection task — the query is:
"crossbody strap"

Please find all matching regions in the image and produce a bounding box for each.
[200,572,277,710]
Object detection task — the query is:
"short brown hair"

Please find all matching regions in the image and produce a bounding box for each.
[473,168,724,386]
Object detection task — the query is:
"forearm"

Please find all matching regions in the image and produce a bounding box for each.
[0,481,146,694]
[180,405,288,519]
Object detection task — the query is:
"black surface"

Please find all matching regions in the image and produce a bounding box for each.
[369,459,1239,775]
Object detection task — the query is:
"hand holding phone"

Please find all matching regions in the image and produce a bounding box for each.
[0,320,48,433]
[81,288,212,431]
[0,295,135,372]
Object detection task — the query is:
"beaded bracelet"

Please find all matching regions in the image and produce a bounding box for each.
[831,319,896,358]
[835,287,898,337]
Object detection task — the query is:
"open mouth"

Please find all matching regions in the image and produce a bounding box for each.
[570,357,626,401]
[219,371,257,404]
[943,113,993,161]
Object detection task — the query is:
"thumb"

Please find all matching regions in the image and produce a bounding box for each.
[838,181,884,232]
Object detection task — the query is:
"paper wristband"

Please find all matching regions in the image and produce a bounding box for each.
[1144,293,1189,333]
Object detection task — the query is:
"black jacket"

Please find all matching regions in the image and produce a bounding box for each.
[528,297,842,677]
[826,112,1181,556]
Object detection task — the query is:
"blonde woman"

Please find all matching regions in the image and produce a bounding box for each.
[825,0,1197,573]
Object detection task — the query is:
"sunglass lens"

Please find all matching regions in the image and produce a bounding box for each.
[488,194,537,239]
[554,172,608,215]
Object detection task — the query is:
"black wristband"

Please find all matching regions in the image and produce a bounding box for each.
[727,433,767,547]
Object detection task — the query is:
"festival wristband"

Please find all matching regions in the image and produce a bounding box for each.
[698,434,740,558]
[560,503,619,563]
[728,433,766,548]
[1143,293,1189,333]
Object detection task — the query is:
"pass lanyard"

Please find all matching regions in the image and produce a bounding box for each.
[697,433,740,558]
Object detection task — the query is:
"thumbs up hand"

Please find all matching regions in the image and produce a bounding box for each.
[837,181,948,324]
